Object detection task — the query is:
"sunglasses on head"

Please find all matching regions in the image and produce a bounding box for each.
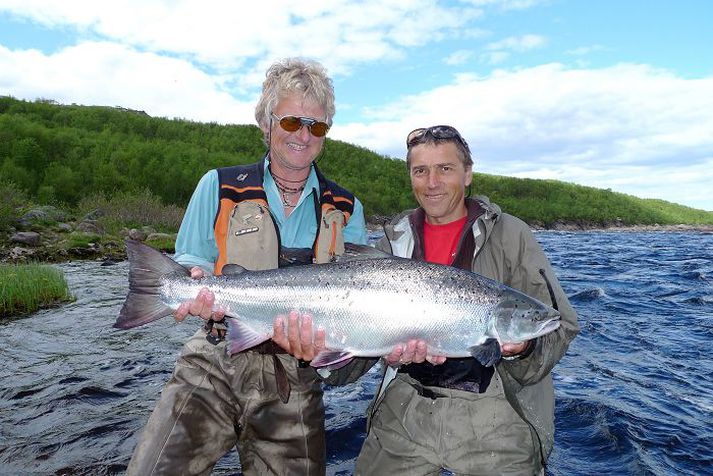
[271,113,330,138]
[406,125,470,151]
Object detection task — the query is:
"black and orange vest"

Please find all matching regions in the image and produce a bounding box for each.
[213,161,355,275]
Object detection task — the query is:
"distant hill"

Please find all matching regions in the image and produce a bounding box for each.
[2,96,712,228]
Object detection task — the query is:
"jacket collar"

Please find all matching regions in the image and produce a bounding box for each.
[469,195,501,250]
[383,196,502,259]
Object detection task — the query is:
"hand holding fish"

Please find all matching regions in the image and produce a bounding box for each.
[384,340,447,367]
[272,311,326,361]
[172,267,226,323]
[501,340,531,358]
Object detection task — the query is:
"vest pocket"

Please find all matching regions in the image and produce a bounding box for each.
[226,201,279,270]
[314,208,346,264]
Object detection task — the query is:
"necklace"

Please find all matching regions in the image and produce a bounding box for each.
[270,166,309,184]
[274,178,305,208]
[268,164,308,208]
[274,181,304,193]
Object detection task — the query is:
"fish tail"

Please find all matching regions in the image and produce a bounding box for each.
[114,240,189,329]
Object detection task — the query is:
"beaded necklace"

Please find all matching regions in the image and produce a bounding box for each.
[270,166,308,209]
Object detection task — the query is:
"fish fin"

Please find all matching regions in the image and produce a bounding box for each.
[337,243,393,262]
[469,338,502,367]
[115,293,174,329]
[225,317,271,355]
[310,350,354,371]
[114,240,189,329]
[221,264,247,276]
[315,368,332,379]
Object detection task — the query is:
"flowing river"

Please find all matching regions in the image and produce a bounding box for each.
[1,231,712,475]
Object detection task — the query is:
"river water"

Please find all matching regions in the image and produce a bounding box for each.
[1,231,712,475]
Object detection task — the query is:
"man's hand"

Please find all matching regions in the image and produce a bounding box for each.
[272,311,326,361]
[384,339,446,367]
[173,266,225,323]
[501,341,530,358]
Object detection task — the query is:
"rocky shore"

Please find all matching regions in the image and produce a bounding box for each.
[530,221,713,233]
[2,207,711,265]
[1,205,176,265]
[368,215,713,233]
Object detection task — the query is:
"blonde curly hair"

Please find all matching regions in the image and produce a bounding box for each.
[255,58,335,145]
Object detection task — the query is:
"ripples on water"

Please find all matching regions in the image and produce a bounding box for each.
[1,231,711,475]
[539,232,713,476]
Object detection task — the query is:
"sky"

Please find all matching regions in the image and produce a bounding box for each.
[1,0,712,211]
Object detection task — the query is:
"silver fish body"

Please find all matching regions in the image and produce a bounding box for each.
[116,240,560,368]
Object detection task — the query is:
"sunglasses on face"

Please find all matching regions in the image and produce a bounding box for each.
[271,113,330,138]
[406,125,470,151]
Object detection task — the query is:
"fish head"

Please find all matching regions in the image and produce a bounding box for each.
[492,290,561,343]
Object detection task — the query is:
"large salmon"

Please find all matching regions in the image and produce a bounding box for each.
[115,240,560,369]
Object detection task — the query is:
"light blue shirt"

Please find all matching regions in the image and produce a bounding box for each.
[174,158,368,272]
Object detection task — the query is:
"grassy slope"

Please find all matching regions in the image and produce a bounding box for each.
[2,96,712,228]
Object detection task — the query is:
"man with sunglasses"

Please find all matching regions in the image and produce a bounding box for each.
[126,58,368,476]
[353,125,579,475]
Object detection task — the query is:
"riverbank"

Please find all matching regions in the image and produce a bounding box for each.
[367,216,713,233]
[3,208,711,265]
[1,204,177,265]
[532,222,713,233]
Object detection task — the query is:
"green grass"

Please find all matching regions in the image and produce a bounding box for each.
[145,235,176,252]
[0,263,73,317]
[63,231,103,249]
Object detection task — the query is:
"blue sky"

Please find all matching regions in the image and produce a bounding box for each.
[1,0,712,211]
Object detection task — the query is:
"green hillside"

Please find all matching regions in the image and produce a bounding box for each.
[2,96,712,228]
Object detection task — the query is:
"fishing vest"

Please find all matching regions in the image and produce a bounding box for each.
[213,161,355,275]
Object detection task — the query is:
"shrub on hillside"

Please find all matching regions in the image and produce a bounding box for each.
[76,189,184,234]
[0,181,28,233]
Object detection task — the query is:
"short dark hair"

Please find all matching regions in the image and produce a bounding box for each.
[405,125,473,169]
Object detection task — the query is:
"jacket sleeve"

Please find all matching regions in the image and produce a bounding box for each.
[343,197,369,245]
[174,170,220,274]
[496,217,580,386]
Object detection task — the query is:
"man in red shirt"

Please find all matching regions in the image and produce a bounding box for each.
[354,125,579,475]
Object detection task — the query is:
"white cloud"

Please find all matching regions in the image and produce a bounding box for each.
[461,0,546,11]
[334,63,713,211]
[461,27,491,40]
[444,49,474,66]
[479,34,546,65]
[0,42,255,123]
[485,34,546,52]
[0,0,481,80]
[481,51,510,64]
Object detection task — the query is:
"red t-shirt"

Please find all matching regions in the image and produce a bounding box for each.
[423,215,468,265]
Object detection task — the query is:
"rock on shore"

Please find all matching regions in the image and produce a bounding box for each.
[0,206,176,264]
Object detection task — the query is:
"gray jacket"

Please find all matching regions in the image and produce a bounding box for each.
[329,196,579,465]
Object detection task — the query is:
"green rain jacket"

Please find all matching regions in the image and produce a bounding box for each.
[330,196,579,467]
